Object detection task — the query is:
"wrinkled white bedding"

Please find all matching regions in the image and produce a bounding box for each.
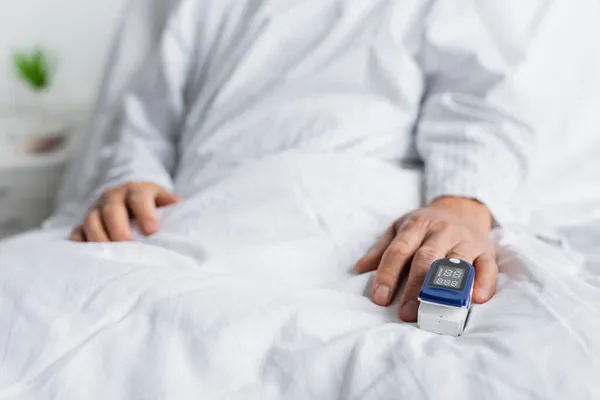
[1,154,599,399]
[5,0,600,397]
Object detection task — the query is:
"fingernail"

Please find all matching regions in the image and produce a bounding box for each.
[373,285,391,305]
[143,220,158,234]
[400,301,419,321]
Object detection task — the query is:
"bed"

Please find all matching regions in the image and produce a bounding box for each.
[1,0,600,399]
[1,166,599,399]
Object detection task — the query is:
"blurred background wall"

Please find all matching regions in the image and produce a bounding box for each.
[0,0,125,238]
[0,0,125,108]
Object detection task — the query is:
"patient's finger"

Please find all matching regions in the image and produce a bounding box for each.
[127,187,159,235]
[70,225,85,242]
[472,253,498,304]
[84,209,109,242]
[101,201,133,242]
[370,221,427,306]
[355,225,395,273]
[155,189,181,207]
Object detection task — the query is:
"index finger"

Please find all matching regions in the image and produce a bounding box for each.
[370,220,428,306]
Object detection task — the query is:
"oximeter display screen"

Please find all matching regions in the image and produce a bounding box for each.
[431,266,466,290]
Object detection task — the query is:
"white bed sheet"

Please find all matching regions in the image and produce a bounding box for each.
[1,154,599,400]
[561,221,600,277]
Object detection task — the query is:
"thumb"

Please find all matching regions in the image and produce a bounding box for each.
[155,189,182,207]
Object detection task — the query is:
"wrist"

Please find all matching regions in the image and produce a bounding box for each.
[429,196,493,233]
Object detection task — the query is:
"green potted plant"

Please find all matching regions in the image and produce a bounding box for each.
[13,48,52,93]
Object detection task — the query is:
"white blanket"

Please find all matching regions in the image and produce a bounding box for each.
[1,154,599,399]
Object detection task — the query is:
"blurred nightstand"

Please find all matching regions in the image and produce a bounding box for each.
[0,106,80,240]
[0,157,67,239]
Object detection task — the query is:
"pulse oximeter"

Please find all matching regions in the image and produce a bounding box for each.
[417,258,475,336]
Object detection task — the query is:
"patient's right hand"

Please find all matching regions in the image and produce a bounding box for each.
[70,182,181,243]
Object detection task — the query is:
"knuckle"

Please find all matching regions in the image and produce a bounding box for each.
[100,203,115,213]
[395,219,411,232]
[135,182,156,190]
[393,216,410,232]
[388,239,413,258]
[404,216,432,234]
[99,188,123,206]
[127,192,144,206]
[376,269,400,286]
[98,193,111,206]
[408,214,428,227]
[101,203,121,216]
[415,246,438,264]
[433,220,452,233]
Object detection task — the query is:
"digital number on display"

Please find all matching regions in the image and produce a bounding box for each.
[434,278,460,287]
[431,266,466,290]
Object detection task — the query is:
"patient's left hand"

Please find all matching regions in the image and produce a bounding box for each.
[355,196,496,322]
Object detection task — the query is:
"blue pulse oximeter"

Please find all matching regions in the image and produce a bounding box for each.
[417,258,476,336]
